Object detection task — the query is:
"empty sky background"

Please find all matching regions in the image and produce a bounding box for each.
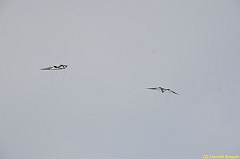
[0,1,240,159]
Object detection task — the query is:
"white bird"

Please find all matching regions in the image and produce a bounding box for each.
[146,87,179,95]
[40,64,68,70]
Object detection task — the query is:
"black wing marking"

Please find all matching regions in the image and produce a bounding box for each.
[160,88,166,93]
[58,65,68,69]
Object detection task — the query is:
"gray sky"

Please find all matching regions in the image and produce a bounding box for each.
[0,1,240,159]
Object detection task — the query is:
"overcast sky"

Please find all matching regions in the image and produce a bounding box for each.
[0,1,240,159]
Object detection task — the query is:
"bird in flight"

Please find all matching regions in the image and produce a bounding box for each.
[40,64,68,70]
[146,87,179,95]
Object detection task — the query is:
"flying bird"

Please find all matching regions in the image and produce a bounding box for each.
[40,64,68,70]
[147,87,179,95]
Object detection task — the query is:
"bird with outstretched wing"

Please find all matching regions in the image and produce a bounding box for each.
[147,87,179,95]
[40,65,68,70]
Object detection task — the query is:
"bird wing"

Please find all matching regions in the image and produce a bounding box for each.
[40,66,53,70]
[146,88,158,90]
[40,66,67,70]
[169,90,179,95]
